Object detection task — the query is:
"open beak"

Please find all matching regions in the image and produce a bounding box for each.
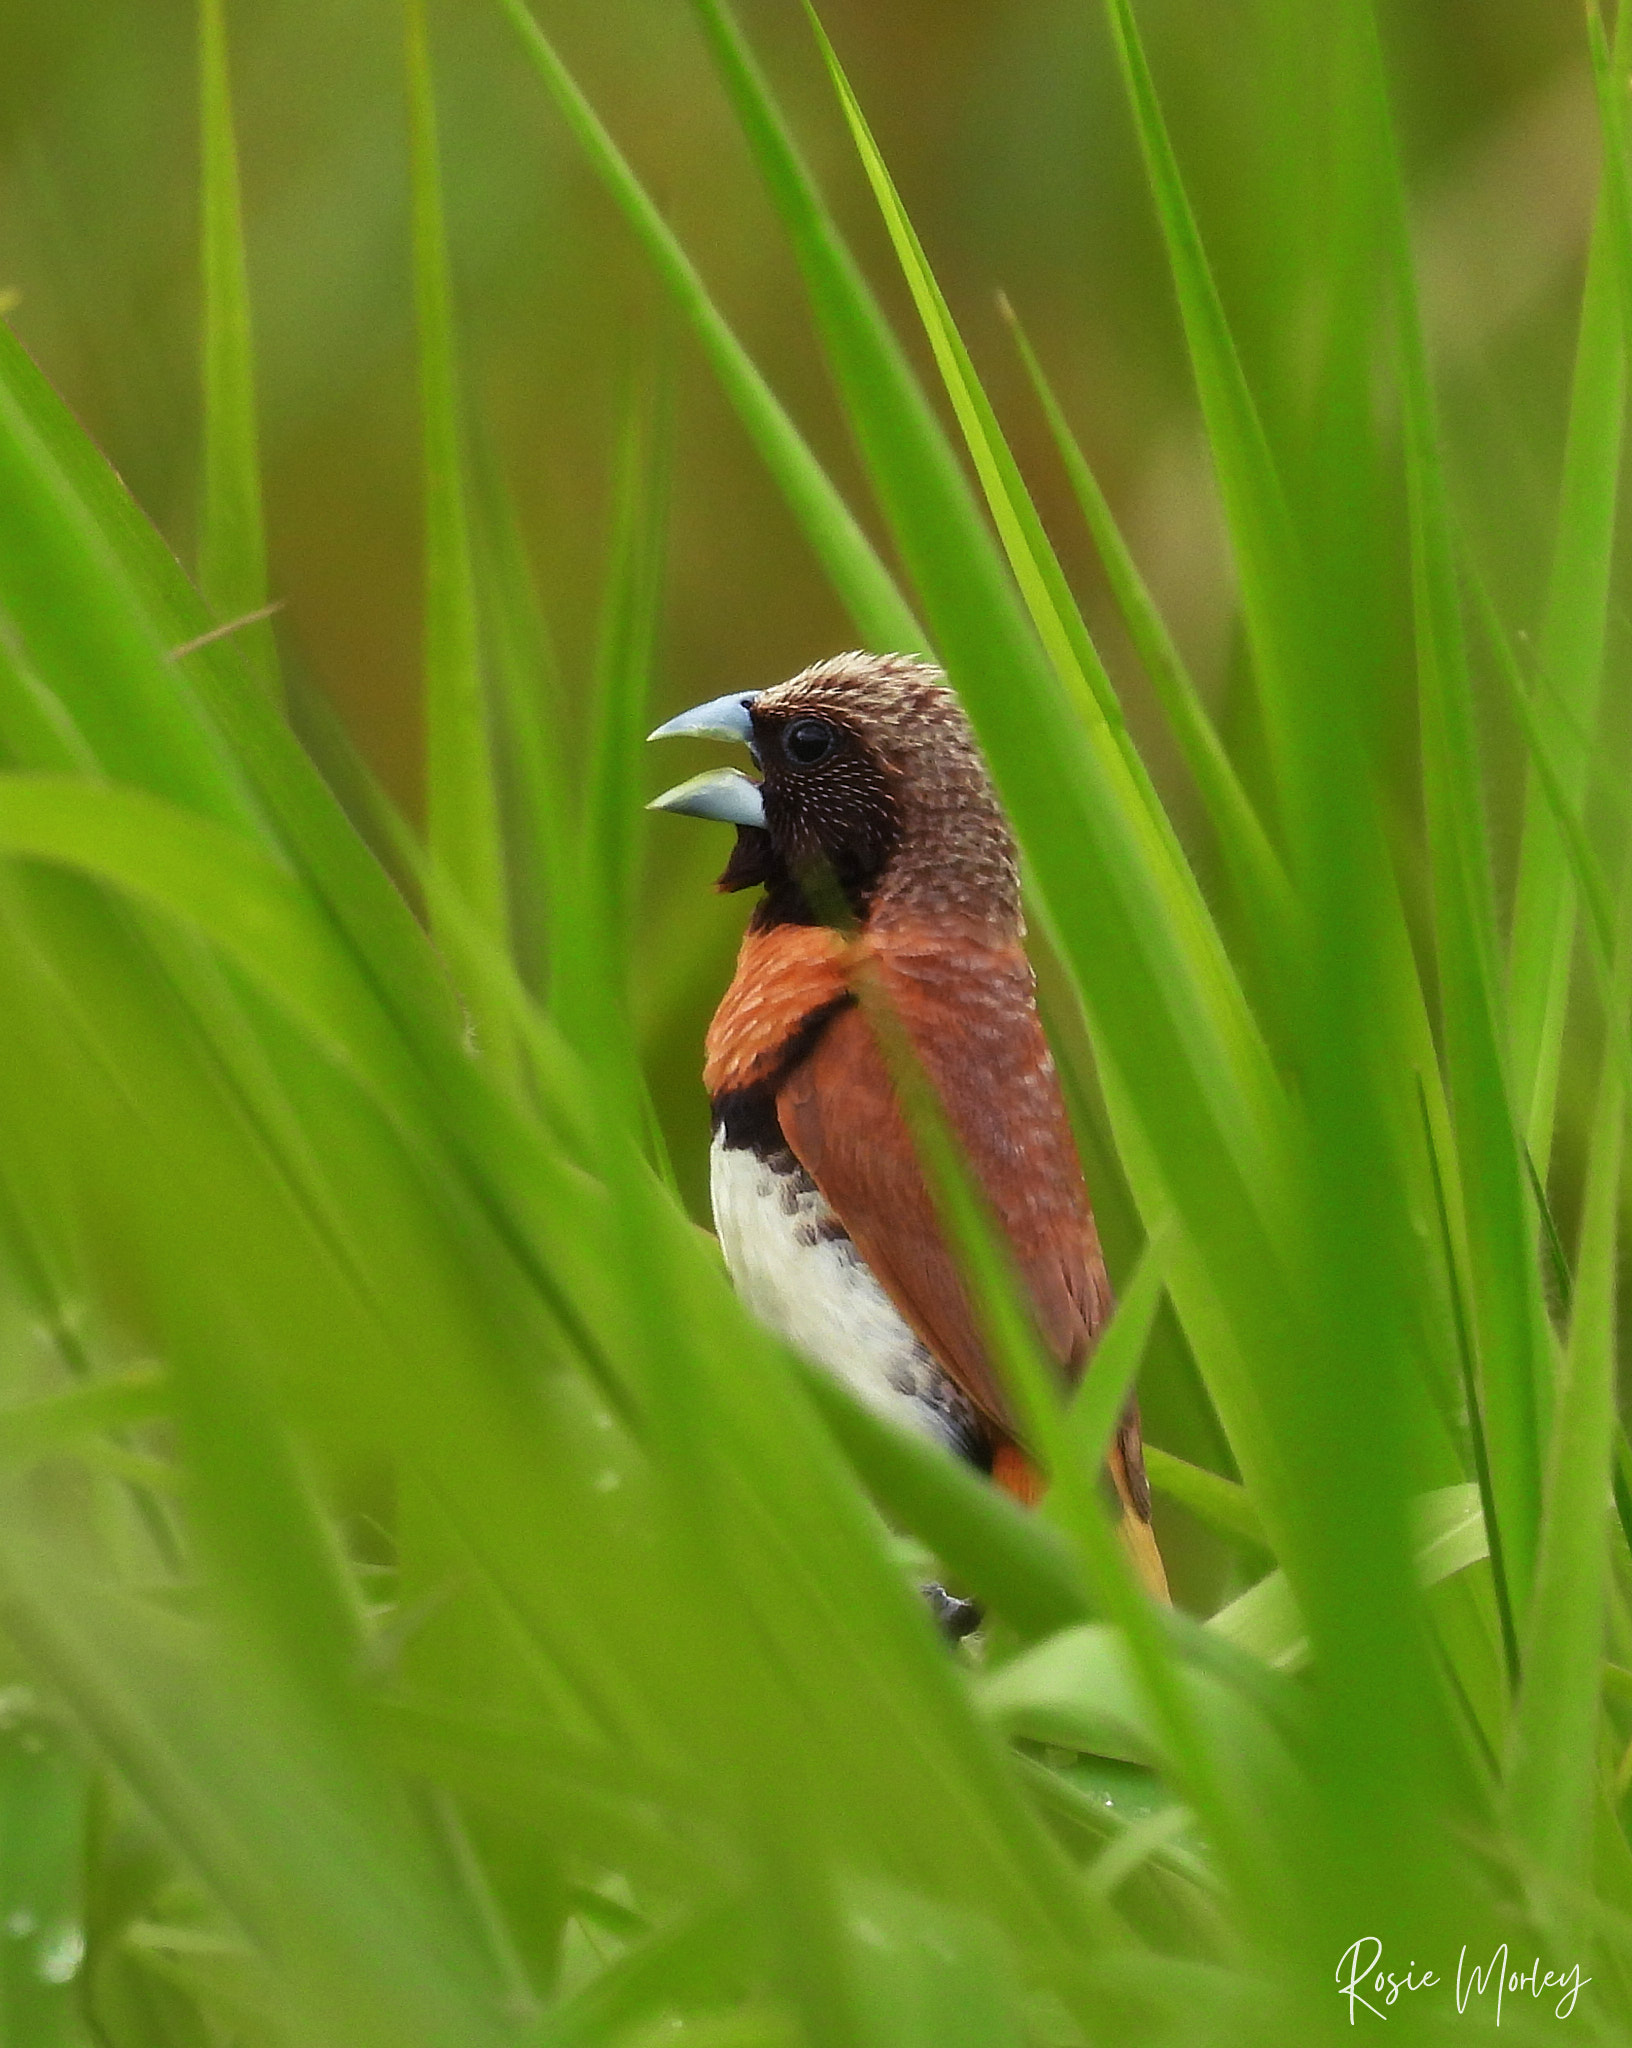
[647,690,765,826]
[647,691,759,748]
[645,767,766,829]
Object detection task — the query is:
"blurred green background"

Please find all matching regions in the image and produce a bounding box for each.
[0,0,1615,1602]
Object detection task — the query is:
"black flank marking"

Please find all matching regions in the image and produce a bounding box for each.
[710,994,853,1155]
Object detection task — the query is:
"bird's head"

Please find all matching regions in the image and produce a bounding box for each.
[648,652,1020,934]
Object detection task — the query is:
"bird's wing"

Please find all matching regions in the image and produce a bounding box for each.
[773,931,1110,1438]
[774,928,1168,1600]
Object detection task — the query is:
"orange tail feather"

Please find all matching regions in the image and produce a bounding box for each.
[991,1440,1170,1604]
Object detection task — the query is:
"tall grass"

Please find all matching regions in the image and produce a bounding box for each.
[0,0,1626,2041]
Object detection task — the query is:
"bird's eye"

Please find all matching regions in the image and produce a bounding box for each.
[783,718,837,767]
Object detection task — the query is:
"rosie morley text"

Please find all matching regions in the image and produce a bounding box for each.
[1337,1937,1590,2024]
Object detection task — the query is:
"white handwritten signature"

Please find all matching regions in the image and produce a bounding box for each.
[1336,1937,1590,2022]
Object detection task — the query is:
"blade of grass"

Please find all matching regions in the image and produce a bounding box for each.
[0,313,479,1089]
[1000,301,1293,965]
[1140,1448,1264,1553]
[1087,5,1474,1477]
[1049,1226,1171,1506]
[488,0,922,654]
[833,1874,1031,2048]
[1245,6,1476,1976]
[1208,1486,1490,1673]
[0,1369,166,1472]
[466,414,571,1004]
[1508,0,1632,1170]
[1416,1074,1521,1691]
[844,959,1274,1929]
[797,4,1260,1002]
[1394,116,1548,1618]
[586,360,669,982]
[406,0,515,1077]
[1588,0,1632,351]
[695,0,1169,839]
[976,1619,1295,1778]
[0,352,263,828]
[1467,554,1632,1108]
[787,1353,1089,1642]
[1503,840,1631,1895]
[197,0,277,708]
[552,346,675,1179]
[0,775,415,1099]
[1086,4,1481,1542]
[1096,0,1306,803]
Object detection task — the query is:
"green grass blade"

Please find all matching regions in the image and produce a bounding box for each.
[1092,11,1477,1579]
[976,1618,1298,1776]
[1001,301,1293,964]
[1141,1448,1264,1552]
[592,362,681,1188]
[552,351,673,1171]
[197,0,278,707]
[1468,560,1632,1106]
[1218,7,1481,1969]
[0,344,262,827]
[1208,1486,1490,1673]
[1506,0,1632,1173]
[833,1875,1026,2048]
[788,1353,1089,1642]
[0,776,427,1115]
[0,1369,165,1472]
[842,969,1272,1925]
[1393,134,1548,1615]
[1096,0,1305,800]
[699,0,1152,802]
[407,0,514,1074]
[489,0,922,654]
[699,0,1271,1079]
[1051,1226,1170,1499]
[0,316,470,1074]
[1503,845,1631,1891]
[466,416,572,1003]
[1416,1074,1521,1691]
[796,8,1225,935]
[587,363,669,980]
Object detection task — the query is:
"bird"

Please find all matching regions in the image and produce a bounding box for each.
[647,651,1169,1608]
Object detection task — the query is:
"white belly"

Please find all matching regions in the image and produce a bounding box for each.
[710,1133,979,1457]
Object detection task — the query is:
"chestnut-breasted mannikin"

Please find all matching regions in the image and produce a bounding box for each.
[649,652,1169,1608]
